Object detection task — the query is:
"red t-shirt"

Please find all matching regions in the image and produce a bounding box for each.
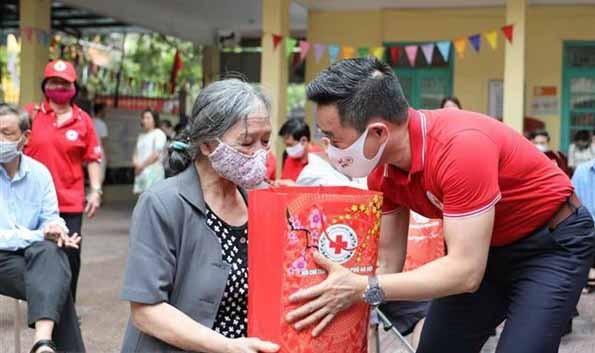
[281,143,323,181]
[368,108,573,246]
[25,101,102,213]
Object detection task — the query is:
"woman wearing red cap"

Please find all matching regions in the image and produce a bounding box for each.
[24,60,103,303]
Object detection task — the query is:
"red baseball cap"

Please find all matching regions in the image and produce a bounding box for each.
[44,60,77,82]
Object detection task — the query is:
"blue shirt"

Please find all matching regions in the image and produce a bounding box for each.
[0,154,66,251]
[572,159,595,220]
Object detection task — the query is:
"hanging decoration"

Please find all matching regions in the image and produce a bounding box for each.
[501,25,514,44]
[405,45,418,67]
[273,34,283,49]
[328,45,340,64]
[358,47,369,58]
[436,41,451,62]
[286,37,297,57]
[314,43,326,63]
[421,43,435,65]
[299,40,311,62]
[389,46,401,65]
[469,34,481,53]
[342,46,355,59]
[372,47,385,61]
[454,37,467,58]
[484,30,498,50]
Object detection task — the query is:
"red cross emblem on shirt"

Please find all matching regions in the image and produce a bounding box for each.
[329,235,348,255]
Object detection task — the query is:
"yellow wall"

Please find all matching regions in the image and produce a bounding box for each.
[305,5,595,150]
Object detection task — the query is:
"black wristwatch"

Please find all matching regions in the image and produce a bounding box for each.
[363,275,385,306]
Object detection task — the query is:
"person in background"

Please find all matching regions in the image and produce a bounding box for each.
[572,157,595,291]
[0,104,84,353]
[24,60,103,303]
[120,79,279,353]
[159,119,175,141]
[276,118,322,184]
[74,86,93,116]
[530,130,571,176]
[440,96,462,109]
[568,130,595,171]
[132,109,167,194]
[93,102,109,184]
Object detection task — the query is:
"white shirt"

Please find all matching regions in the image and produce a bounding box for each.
[135,129,167,164]
[296,153,367,189]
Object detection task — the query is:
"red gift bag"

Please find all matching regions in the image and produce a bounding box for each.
[403,212,445,272]
[248,186,383,353]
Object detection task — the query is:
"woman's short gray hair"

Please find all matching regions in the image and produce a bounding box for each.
[168,79,271,174]
[0,103,31,132]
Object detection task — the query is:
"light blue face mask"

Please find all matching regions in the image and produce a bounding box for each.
[0,137,22,163]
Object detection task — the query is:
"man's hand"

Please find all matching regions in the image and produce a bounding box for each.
[285,252,368,337]
[58,233,81,249]
[85,191,101,218]
[43,224,66,243]
[44,225,81,249]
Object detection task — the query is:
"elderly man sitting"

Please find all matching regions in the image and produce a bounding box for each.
[0,104,85,353]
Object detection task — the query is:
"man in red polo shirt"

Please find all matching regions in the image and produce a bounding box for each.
[24,60,103,302]
[286,58,595,353]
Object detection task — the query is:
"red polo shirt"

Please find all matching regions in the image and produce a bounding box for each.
[368,108,573,246]
[24,101,102,213]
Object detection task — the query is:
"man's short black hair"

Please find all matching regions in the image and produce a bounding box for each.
[306,57,409,132]
[574,129,591,142]
[529,130,550,142]
[279,118,311,142]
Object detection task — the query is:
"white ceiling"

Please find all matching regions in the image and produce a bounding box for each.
[296,0,595,11]
[62,0,594,44]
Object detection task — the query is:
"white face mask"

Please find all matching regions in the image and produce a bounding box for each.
[535,144,549,153]
[0,137,22,164]
[326,127,387,178]
[286,142,306,159]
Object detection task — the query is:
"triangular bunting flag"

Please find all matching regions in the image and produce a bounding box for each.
[299,40,310,62]
[342,46,355,59]
[286,37,297,57]
[272,34,283,50]
[314,43,326,63]
[421,43,434,65]
[405,45,418,67]
[484,30,498,50]
[372,47,385,61]
[502,24,514,44]
[454,37,467,58]
[328,45,340,64]
[389,47,401,65]
[469,34,481,53]
[358,47,369,57]
[436,41,451,62]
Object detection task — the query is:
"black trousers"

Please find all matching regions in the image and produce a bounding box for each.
[0,241,86,352]
[60,213,83,303]
[417,207,595,353]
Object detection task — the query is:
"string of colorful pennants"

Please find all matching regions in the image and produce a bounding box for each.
[271,24,514,66]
